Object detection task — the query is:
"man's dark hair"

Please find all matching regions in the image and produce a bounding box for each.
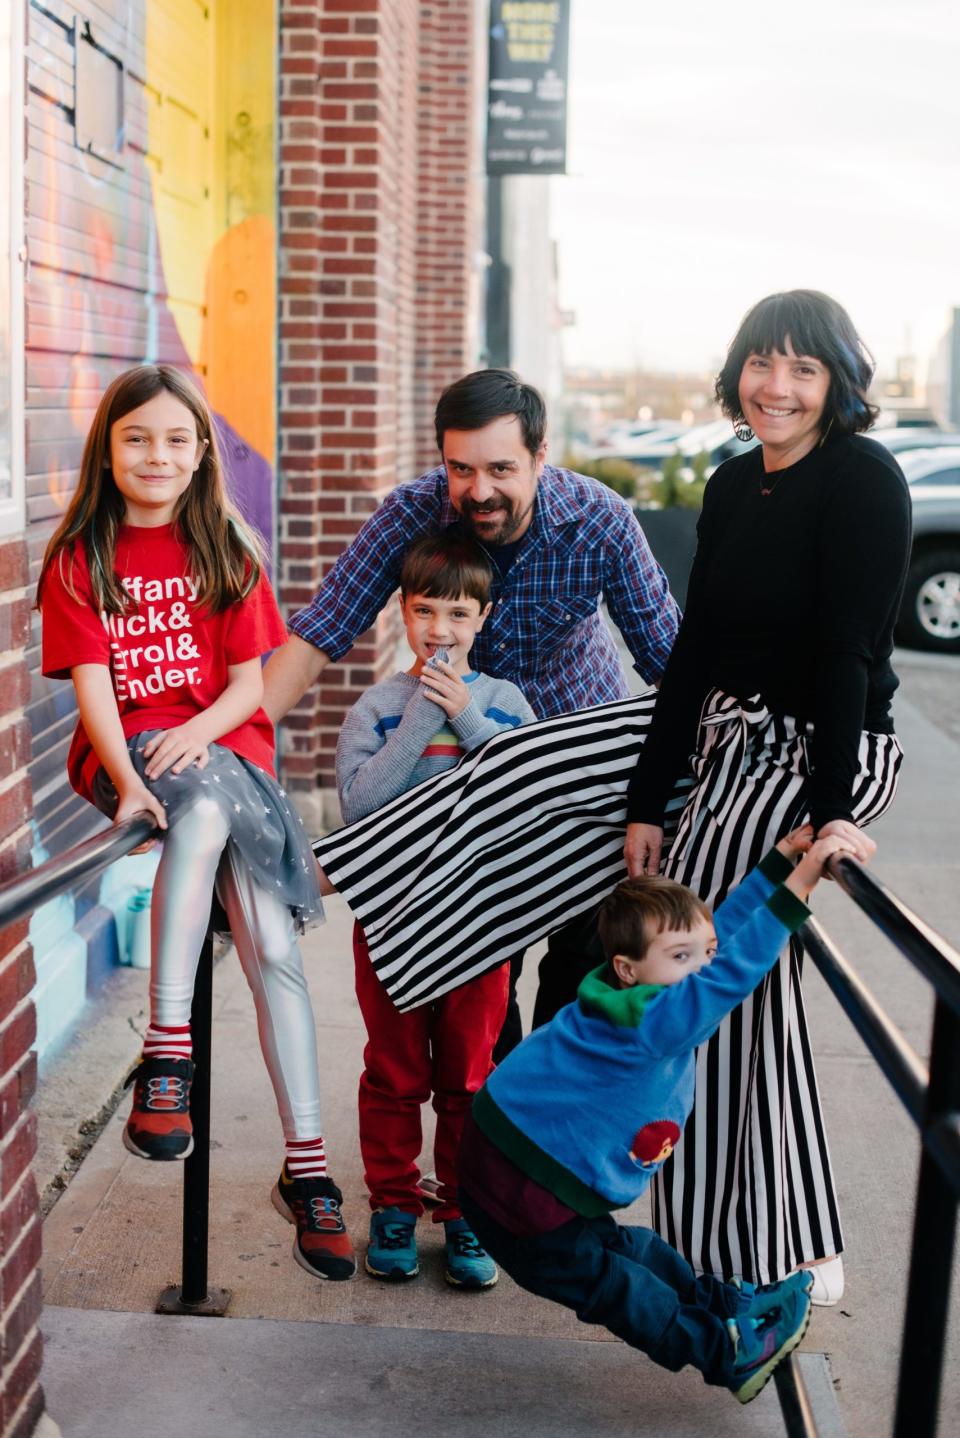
[435,369,547,457]
[715,289,879,439]
[399,533,493,607]
[598,875,712,980]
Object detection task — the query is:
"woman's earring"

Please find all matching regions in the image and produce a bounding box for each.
[733,416,754,442]
[818,417,835,448]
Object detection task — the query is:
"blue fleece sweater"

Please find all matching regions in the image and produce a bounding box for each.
[473,850,809,1218]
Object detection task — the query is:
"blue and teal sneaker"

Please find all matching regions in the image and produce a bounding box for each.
[443,1218,498,1290]
[731,1269,814,1311]
[727,1279,812,1403]
[365,1207,419,1281]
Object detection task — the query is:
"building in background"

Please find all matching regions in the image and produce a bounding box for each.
[483,1,569,433]
[499,177,565,431]
[927,307,960,428]
[563,366,719,450]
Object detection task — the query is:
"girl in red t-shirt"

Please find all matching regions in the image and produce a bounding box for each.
[38,364,355,1282]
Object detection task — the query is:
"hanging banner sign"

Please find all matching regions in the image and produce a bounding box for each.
[486,0,569,176]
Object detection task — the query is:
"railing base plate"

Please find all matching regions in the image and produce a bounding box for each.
[155,1284,231,1317]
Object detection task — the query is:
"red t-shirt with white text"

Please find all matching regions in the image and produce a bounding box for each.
[40,524,288,801]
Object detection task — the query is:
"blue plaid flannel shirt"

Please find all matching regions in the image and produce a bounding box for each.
[289,465,680,719]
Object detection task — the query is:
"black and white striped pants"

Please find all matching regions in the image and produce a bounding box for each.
[314,686,902,1282]
[651,690,902,1283]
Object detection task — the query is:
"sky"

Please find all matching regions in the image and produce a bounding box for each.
[551,0,960,381]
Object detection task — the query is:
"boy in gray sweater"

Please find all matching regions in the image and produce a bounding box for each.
[336,534,535,1290]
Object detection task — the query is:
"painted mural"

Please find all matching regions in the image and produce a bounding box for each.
[24,0,279,1051]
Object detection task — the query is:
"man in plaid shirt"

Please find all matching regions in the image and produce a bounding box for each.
[264,370,679,724]
[263,369,681,1050]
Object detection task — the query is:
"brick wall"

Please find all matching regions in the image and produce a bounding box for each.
[0,539,43,1438]
[276,0,480,827]
[414,0,479,472]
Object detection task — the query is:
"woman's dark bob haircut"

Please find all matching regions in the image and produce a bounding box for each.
[715,290,879,438]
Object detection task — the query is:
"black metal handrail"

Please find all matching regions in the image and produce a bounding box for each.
[828,853,960,1015]
[0,813,157,929]
[0,811,228,1315]
[2,828,958,1431]
[789,851,960,1438]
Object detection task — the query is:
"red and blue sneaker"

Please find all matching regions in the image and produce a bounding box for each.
[122,1056,195,1161]
[272,1164,357,1281]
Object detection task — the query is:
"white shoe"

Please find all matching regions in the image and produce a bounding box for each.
[805,1255,844,1307]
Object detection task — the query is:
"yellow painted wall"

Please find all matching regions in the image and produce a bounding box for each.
[144,0,277,502]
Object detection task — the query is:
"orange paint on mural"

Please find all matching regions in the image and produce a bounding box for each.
[199,214,277,464]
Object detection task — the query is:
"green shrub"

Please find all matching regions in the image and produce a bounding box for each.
[562,454,639,500]
[565,448,706,510]
[673,476,707,509]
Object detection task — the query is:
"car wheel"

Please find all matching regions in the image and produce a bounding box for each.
[897,548,960,653]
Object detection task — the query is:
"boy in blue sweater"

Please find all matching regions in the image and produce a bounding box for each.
[336,534,535,1290]
[458,828,852,1403]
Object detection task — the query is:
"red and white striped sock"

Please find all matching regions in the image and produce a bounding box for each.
[143,1023,192,1062]
[285,1136,327,1181]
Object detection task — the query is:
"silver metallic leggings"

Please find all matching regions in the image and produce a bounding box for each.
[150,795,322,1140]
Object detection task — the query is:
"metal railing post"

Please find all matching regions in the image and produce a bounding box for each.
[892,996,960,1438]
[156,926,229,1316]
[773,1356,819,1438]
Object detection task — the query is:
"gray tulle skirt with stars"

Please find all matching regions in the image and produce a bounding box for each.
[92,732,324,931]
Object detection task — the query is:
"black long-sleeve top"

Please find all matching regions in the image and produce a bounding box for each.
[627,434,912,832]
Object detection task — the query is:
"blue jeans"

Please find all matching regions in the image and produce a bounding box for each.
[459,1191,737,1386]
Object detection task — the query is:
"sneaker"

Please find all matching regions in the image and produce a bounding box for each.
[366,1207,419,1281]
[443,1218,498,1290]
[731,1270,814,1310]
[727,1281,812,1404]
[122,1056,195,1160]
[416,1170,443,1207]
[271,1164,357,1281]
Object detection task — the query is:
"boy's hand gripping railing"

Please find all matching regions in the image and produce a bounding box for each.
[776,851,960,1438]
[0,812,229,1317]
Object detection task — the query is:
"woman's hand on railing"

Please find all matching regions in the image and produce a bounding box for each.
[817,818,876,865]
[624,822,663,878]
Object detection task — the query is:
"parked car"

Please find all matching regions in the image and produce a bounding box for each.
[872,427,960,457]
[895,447,960,653]
[596,419,688,449]
[590,421,759,477]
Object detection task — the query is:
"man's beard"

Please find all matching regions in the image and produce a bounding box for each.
[459,497,532,546]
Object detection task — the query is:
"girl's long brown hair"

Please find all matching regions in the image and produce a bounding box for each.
[36,364,263,615]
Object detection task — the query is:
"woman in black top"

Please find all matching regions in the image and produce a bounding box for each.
[625,290,911,1297]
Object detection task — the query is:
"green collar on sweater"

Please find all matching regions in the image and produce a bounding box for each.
[577,965,663,1027]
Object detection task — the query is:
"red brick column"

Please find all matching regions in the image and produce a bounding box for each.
[0,539,43,1438]
[277,0,480,829]
[414,0,479,472]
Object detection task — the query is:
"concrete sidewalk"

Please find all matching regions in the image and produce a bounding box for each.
[37,690,960,1437]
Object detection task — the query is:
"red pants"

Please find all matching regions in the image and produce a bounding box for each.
[353,922,509,1223]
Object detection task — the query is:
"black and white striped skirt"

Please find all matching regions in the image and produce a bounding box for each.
[313,686,903,1282]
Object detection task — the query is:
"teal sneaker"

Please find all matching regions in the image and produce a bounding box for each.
[443,1219,498,1290]
[365,1207,419,1281]
[727,1280,812,1404]
[731,1269,814,1311]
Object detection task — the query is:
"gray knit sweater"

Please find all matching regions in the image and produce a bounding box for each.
[336,670,536,824]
